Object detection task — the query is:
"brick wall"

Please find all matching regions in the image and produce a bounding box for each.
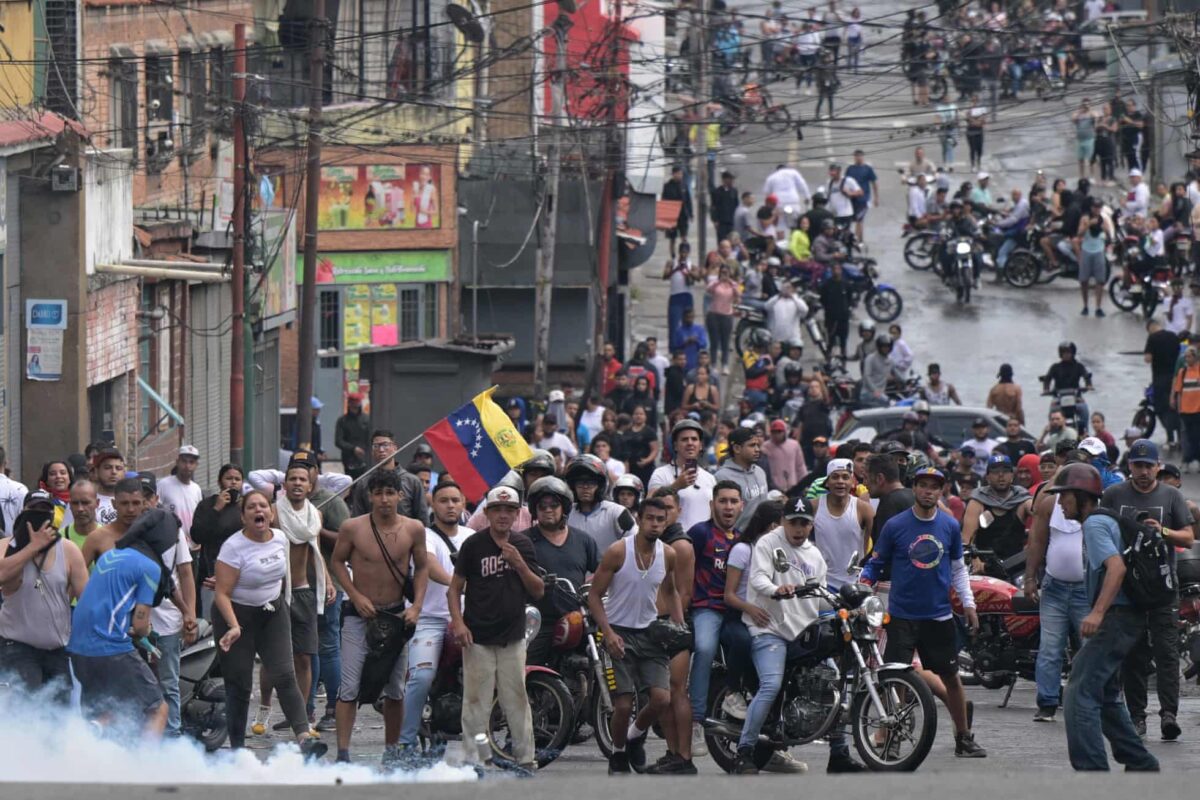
[86,277,139,386]
[80,0,253,210]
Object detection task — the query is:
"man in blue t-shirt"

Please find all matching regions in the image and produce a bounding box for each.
[68,545,168,736]
[1052,463,1159,772]
[844,149,879,244]
[861,467,986,758]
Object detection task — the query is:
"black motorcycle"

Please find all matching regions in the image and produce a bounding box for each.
[703,552,938,772]
[179,619,229,751]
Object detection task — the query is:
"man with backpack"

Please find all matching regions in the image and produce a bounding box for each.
[1053,463,1160,772]
[1101,439,1195,741]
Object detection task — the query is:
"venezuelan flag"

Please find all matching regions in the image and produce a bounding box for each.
[423,387,534,502]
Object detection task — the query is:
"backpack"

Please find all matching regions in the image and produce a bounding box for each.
[1091,508,1176,610]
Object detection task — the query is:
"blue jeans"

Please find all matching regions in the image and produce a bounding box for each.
[690,608,725,720]
[1063,606,1158,771]
[308,592,343,717]
[158,632,182,735]
[997,236,1018,268]
[400,616,448,747]
[668,293,693,341]
[1035,575,1089,708]
[740,634,787,748]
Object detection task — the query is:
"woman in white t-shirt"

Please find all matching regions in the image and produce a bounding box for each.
[212,490,324,756]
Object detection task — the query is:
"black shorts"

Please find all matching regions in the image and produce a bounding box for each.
[71,650,165,718]
[290,587,319,655]
[882,617,958,675]
[611,626,670,695]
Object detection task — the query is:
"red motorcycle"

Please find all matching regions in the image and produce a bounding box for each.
[419,606,576,768]
[949,547,1047,708]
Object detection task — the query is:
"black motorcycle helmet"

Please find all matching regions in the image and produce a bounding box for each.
[1058,340,1077,358]
[749,327,771,350]
[903,451,933,487]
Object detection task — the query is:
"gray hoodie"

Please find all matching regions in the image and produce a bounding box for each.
[714,460,770,530]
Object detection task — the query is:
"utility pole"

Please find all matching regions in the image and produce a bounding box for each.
[230,23,247,466]
[696,3,710,259]
[296,0,326,453]
[592,0,621,403]
[533,21,569,398]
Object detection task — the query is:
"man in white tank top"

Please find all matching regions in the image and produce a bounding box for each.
[813,459,873,589]
[1024,485,1088,722]
[588,498,684,774]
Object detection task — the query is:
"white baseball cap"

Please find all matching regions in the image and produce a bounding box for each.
[976,171,990,181]
[1129,168,1143,177]
[486,486,522,508]
[178,445,200,458]
[548,390,565,403]
[1078,437,1107,457]
[826,458,854,477]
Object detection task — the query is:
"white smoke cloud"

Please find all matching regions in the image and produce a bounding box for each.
[0,691,478,785]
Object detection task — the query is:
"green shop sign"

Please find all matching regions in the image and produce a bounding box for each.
[310,250,450,284]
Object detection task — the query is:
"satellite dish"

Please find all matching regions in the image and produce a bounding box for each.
[556,0,577,13]
[446,3,485,43]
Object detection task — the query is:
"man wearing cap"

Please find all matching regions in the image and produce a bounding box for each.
[960,418,1000,477]
[1124,167,1150,218]
[411,443,439,488]
[962,454,1032,565]
[861,467,986,758]
[762,164,812,226]
[813,458,873,589]
[970,172,994,211]
[536,412,578,459]
[1157,464,1200,539]
[1053,463,1158,771]
[1079,437,1122,487]
[449,485,543,770]
[91,448,125,527]
[715,428,770,530]
[1102,439,1194,741]
[335,393,372,480]
[762,419,807,491]
[156,446,203,549]
[649,419,718,532]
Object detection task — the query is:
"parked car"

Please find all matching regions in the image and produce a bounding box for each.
[1080,11,1148,66]
[833,405,1033,450]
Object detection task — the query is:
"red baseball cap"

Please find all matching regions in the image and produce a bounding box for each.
[769,419,787,432]
[347,392,364,402]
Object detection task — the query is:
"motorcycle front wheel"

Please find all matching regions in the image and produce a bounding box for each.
[850,669,938,772]
[1108,276,1140,311]
[1003,252,1040,288]
[487,672,576,768]
[1131,405,1156,440]
[928,75,948,103]
[764,104,793,132]
[865,288,903,322]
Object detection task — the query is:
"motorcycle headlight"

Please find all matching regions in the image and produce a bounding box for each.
[524,606,542,648]
[955,241,972,255]
[862,595,886,628]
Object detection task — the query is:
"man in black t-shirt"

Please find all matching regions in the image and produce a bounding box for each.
[524,477,600,666]
[995,416,1037,463]
[865,454,914,547]
[449,486,544,769]
[1144,319,1181,448]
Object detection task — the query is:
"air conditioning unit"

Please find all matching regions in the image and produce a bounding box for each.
[51,164,79,192]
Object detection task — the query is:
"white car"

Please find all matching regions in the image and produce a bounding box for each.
[1080,10,1148,66]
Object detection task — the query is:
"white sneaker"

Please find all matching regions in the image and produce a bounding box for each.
[251,705,271,736]
[721,692,749,720]
[762,750,809,774]
[692,722,709,758]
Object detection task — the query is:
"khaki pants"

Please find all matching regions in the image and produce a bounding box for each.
[461,638,534,766]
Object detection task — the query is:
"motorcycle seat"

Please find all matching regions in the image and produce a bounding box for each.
[1010,595,1040,616]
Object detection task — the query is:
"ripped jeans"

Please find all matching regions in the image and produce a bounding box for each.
[398,616,448,747]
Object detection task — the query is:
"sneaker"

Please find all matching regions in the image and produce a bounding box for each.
[1133,717,1147,738]
[608,751,632,775]
[721,692,749,720]
[1162,712,1181,741]
[648,752,678,771]
[1095,308,1106,318]
[299,735,329,763]
[733,747,759,775]
[647,754,698,775]
[251,706,271,736]
[273,719,293,732]
[763,750,808,773]
[627,732,648,773]
[316,713,338,732]
[691,722,709,758]
[1081,307,1090,316]
[954,731,987,758]
[827,753,866,773]
[1033,706,1057,723]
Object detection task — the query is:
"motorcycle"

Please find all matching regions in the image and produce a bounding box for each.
[952,547,1046,708]
[1108,266,1172,319]
[1131,384,1158,440]
[1178,546,1200,681]
[903,223,946,272]
[841,260,904,323]
[1040,386,1089,435]
[420,606,576,768]
[179,619,229,751]
[703,552,938,772]
[718,82,792,135]
[948,237,975,304]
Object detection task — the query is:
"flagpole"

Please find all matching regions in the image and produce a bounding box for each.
[313,386,504,512]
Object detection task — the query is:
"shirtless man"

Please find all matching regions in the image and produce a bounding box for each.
[256,464,335,734]
[82,478,145,567]
[330,468,428,764]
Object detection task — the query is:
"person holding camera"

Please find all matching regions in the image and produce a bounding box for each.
[191,464,247,616]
